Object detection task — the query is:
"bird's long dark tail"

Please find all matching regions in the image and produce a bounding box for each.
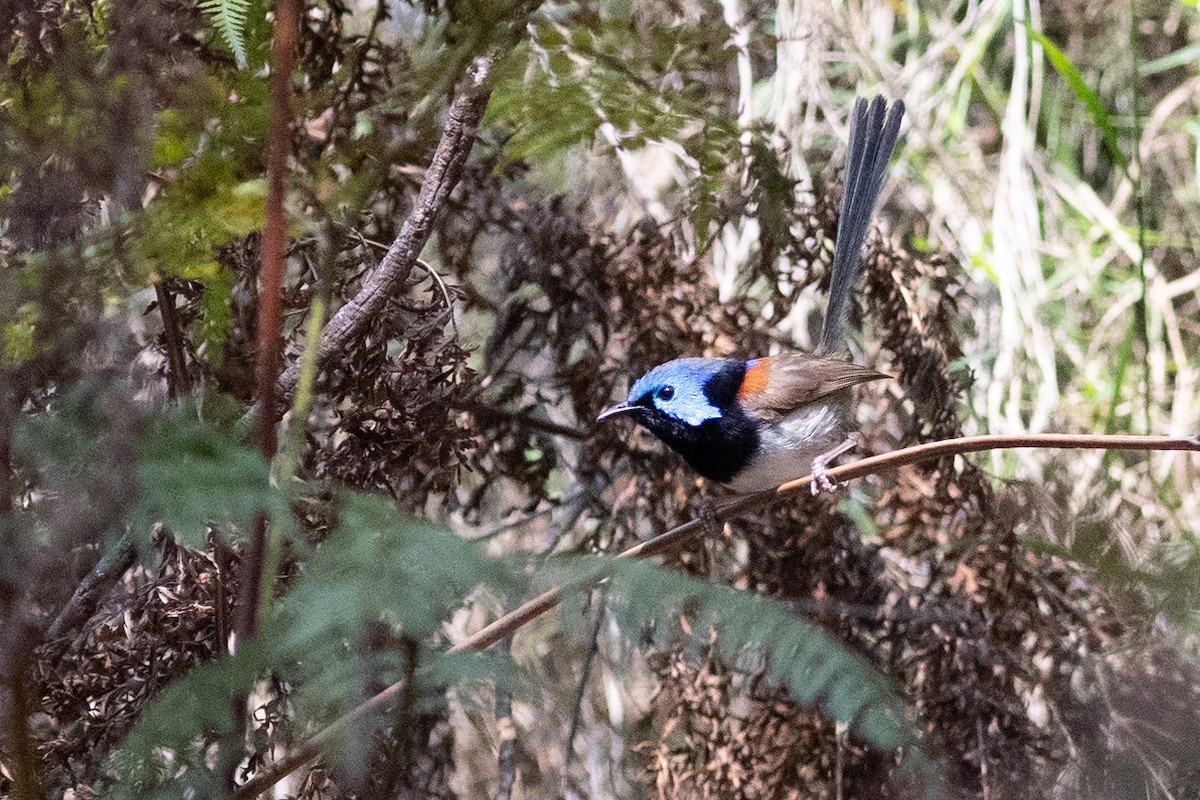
[817,96,905,356]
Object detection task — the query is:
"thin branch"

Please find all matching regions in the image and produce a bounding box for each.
[8,653,43,800]
[154,282,191,398]
[251,0,298,461]
[354,232,460,336]
[234,0,300,653]
[460,399,590,441]
[241,54,494,433]
[233,432,1199,798]
[235,682,407,798]
[227,0,300,789]
[42,530,138,655]
[301,54,490,369]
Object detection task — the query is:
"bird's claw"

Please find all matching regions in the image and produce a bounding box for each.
[809,459,839,495]
[809,433,862,494]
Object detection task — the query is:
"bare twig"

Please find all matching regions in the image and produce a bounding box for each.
[233,0,300,653]
[234,431,1200,798]
[42,530,138,655]
[251,0,299,461]
[460,399,590,441]
[154,282,191,398]
[241,54,494,434]
[300,55,490,369]
[354,232,460,335]
[235,682,408,798]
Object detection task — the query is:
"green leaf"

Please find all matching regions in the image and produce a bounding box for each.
[486,17,739,171]
[108,491,524,792]
[1139,38,1200,76]
[1,302,40,367]
[278,493,518,651]
[134,168,266,365]
[1026,25,1128,172]
[548,556,941,788]
[134,415,275,546]
[198,0,251,69]
[268,492,522,725]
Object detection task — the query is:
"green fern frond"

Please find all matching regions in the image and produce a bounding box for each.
[197,0,251,69]
[559,556,944,791]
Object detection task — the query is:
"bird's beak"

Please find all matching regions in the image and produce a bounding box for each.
[597,403,642,421]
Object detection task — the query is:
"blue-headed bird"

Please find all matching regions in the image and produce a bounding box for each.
[598,97,904,493]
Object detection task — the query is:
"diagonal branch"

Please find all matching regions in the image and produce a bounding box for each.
[42,531,138,658]
[241,54,494,430]
[284,54,491,413]
[233,431,1200,798]
[453,433,1200,651]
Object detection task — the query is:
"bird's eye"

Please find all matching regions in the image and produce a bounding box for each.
[656,386,675,402]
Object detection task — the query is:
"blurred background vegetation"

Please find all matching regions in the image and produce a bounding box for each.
[1,0,1198,797]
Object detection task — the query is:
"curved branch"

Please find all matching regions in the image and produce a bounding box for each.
[288,55,492,395]
[241,54,494,429]
[452,433,1200,651]
[234,431,1199,798]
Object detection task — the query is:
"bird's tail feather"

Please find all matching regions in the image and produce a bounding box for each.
[817,96,905,355]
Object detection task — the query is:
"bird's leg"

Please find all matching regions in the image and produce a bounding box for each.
[810,432,862,495]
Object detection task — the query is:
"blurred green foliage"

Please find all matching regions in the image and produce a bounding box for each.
[133,416,277,547]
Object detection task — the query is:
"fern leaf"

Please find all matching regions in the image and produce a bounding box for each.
[197,0,251,69]
[556,556,945,792]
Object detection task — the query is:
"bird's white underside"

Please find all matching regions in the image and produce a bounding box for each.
[725,403,846,493]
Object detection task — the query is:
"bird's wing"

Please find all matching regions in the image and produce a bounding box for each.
[737,353,889,420]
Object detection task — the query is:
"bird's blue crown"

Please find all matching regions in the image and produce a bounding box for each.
[626,357,740,427]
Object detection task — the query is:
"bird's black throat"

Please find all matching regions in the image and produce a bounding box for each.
[631,360,759,484]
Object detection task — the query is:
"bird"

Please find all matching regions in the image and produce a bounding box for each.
[597,96,904,494]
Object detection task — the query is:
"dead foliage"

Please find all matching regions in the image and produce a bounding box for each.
[34,537,233,793]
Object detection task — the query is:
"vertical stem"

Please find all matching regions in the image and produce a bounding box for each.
[398,638,418,793]
[0,379,14,513]
[1128,0,1151,434]
[238,0,300,641]
[210,529,233,648]
[255,289,328,625]
[977,716,990,799]
[495,635,516,800]
[225,0,299,787]
[254,0,299,461]
[154,281,191,398]
[834,721,845,800]
[1,378,37,799]
[7,655,42,800]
